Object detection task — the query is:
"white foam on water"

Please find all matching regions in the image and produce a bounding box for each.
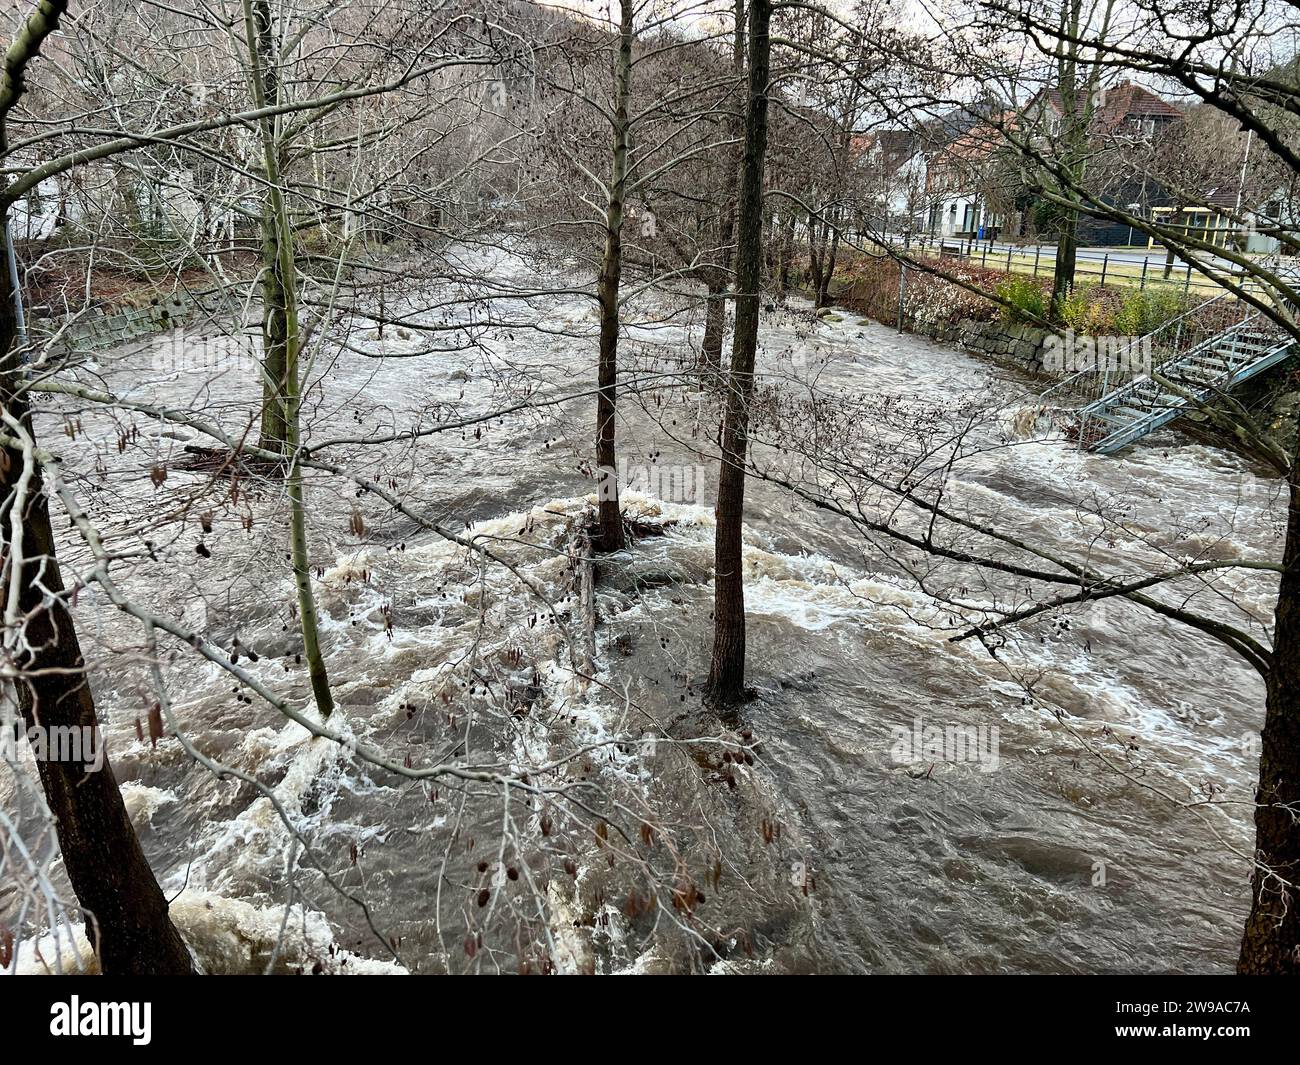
[13,889,406,975]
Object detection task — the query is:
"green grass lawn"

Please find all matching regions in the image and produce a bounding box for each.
[917,247,1266,298]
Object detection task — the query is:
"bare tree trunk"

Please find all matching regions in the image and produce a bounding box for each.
[777,209,795,293]
[258,211,290,454]
[243,0,333,717]
[1052,204,1079,315]
[252,0,289,456]
[818,210,841,308]
[594,0,634,553]
[699,1,745,375]
[1,268,195,974]
[1239,447,1300,972]
[700,279,727,370]
[114,169,143,237]
[0,0,192,974]
[1048,0,1089,320]
[808,208,825,300]
[706,0,770,710]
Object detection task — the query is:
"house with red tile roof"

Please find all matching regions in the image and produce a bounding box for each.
[852,130,929,234]
[912,82,1186,243]
[1032,80,1184,140]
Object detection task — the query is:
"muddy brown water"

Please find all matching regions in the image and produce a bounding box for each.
[3,245,1278,973]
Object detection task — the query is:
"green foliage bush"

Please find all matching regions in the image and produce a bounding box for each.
[1056,283,1114,332]
[1057,282,1188,336]
[1112,284,1187,336]
[996,275,1049,323]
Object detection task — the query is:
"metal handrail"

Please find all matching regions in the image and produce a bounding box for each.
[1033,290,1237,410]
[1075,310,1268,449]
[1086,324,1296,454]
[1080,310,1265,413]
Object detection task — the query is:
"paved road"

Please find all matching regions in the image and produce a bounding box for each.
[968,241,1204,267]
[952,240,1300,279]
[914,237,1186,264]
[901,236,1240,271]
[889,237,1263,276]
[881,234,1300,290]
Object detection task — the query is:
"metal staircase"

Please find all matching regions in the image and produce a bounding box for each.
[1078,312,1295,453]
[1031,294,1296,454]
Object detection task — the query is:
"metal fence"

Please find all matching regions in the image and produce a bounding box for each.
[889,233,1286,300]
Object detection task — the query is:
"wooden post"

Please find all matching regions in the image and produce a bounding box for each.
[1140,258,1148,289]
[1100,253,1109,287]
[1033,244,1041,275]
[570,527,596,680]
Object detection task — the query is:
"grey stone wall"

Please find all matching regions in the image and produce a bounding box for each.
[921,317,1057,376]
[29,286,235,354]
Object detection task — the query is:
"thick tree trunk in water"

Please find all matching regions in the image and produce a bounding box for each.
[808,211,825,302]
[595,254,624,551]
[0,0,191,976]
[817,215,840,308]
[0,239,193,975]
[242,0,334,718]
[706,0,770,710]
[594,0,633,553]
[1239,447,1300,973]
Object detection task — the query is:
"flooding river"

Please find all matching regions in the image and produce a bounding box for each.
[3,244,1280,973]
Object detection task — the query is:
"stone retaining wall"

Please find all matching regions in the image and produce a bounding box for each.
[929,318,1055,376]
[29,286,238,353]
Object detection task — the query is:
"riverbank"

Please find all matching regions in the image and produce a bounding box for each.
[808,257,1299,465]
